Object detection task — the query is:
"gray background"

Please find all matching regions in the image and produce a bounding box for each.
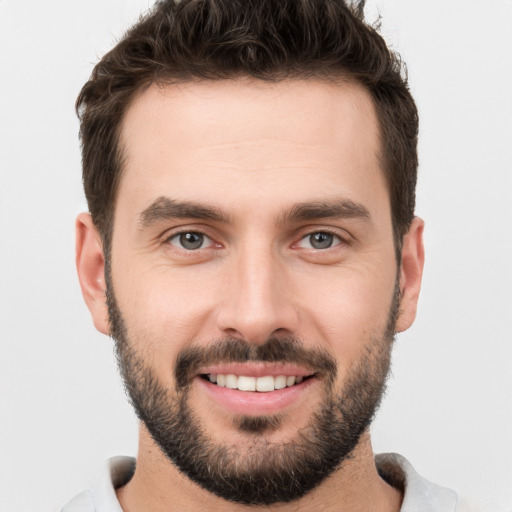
[1,1,511,511]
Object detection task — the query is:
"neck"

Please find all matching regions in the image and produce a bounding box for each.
[116,428,403,512]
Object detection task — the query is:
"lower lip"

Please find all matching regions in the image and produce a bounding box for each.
[196,377,316,415]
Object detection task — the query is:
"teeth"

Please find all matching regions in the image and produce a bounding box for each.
[238,375,256,391]
[208,374,306,392]
[256,376,274,392]
[225,374,238,389]
[274,375,287,390]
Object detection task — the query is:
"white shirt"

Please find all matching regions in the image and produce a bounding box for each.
[61,453,480,511]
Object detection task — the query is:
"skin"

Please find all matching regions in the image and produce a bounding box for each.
[76,78,424,512]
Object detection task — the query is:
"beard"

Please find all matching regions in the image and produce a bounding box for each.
[106,278,399,505]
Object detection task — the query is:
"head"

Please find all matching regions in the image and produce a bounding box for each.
[77,0,419,259]
[76,0,424,506]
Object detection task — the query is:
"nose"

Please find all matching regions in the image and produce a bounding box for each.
[215,243,299,345]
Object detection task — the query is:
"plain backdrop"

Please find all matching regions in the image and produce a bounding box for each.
[0,1,511,511]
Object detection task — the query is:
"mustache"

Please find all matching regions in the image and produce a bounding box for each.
[174,336,337,389]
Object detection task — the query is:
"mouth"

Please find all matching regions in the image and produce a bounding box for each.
[200,373,312,392]
[195,364,318,416]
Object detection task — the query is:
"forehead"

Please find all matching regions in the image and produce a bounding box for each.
[117,78,386,220]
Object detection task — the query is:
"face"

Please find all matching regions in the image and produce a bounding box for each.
[77,79,424,504]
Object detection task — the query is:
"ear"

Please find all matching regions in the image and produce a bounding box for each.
[75,213,110,335]
[395,217,425,333]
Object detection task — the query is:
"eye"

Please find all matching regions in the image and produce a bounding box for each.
[297,231,342,250]
[168,231,212,250]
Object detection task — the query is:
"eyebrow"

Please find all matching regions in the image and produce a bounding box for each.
[279,199,371,225]
[139,196,232,228]
[138,196,371,229]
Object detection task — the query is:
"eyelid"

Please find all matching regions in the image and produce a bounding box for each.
[161,226,220,250]
[297,232,341,250]
[158,225,351,251]
[293,227,351,249]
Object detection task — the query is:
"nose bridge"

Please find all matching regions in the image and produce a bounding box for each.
[216,236,297,344]
[240,242,276,309]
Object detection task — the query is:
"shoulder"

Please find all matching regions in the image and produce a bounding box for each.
[375,453,484,512]
[59,456,135,512]
[455,497,486,512]
[60,490,95,512]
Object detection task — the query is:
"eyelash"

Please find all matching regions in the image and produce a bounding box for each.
[162,227,349,253]
[163,229,215,250]
[295,229,348,249]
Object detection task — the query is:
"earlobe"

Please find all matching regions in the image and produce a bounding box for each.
[75,213,110,335]
[395,217,425,333]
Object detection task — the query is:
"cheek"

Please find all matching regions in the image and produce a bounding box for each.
[297,264,396,359]
[112,261,218,350]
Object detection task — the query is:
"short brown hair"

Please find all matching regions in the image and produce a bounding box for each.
[77,0,418,253]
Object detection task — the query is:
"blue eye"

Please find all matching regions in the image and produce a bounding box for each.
[298,232,341,249]
[169,232,210,250]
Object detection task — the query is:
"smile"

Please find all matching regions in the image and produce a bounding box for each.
[202,373,309,392]
[196,365,317,415]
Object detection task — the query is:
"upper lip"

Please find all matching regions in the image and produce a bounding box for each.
[198,362,315,378]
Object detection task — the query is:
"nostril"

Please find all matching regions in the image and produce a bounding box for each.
[223,328,243,339]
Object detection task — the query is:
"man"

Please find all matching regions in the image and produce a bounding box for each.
[63,0,476,510]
